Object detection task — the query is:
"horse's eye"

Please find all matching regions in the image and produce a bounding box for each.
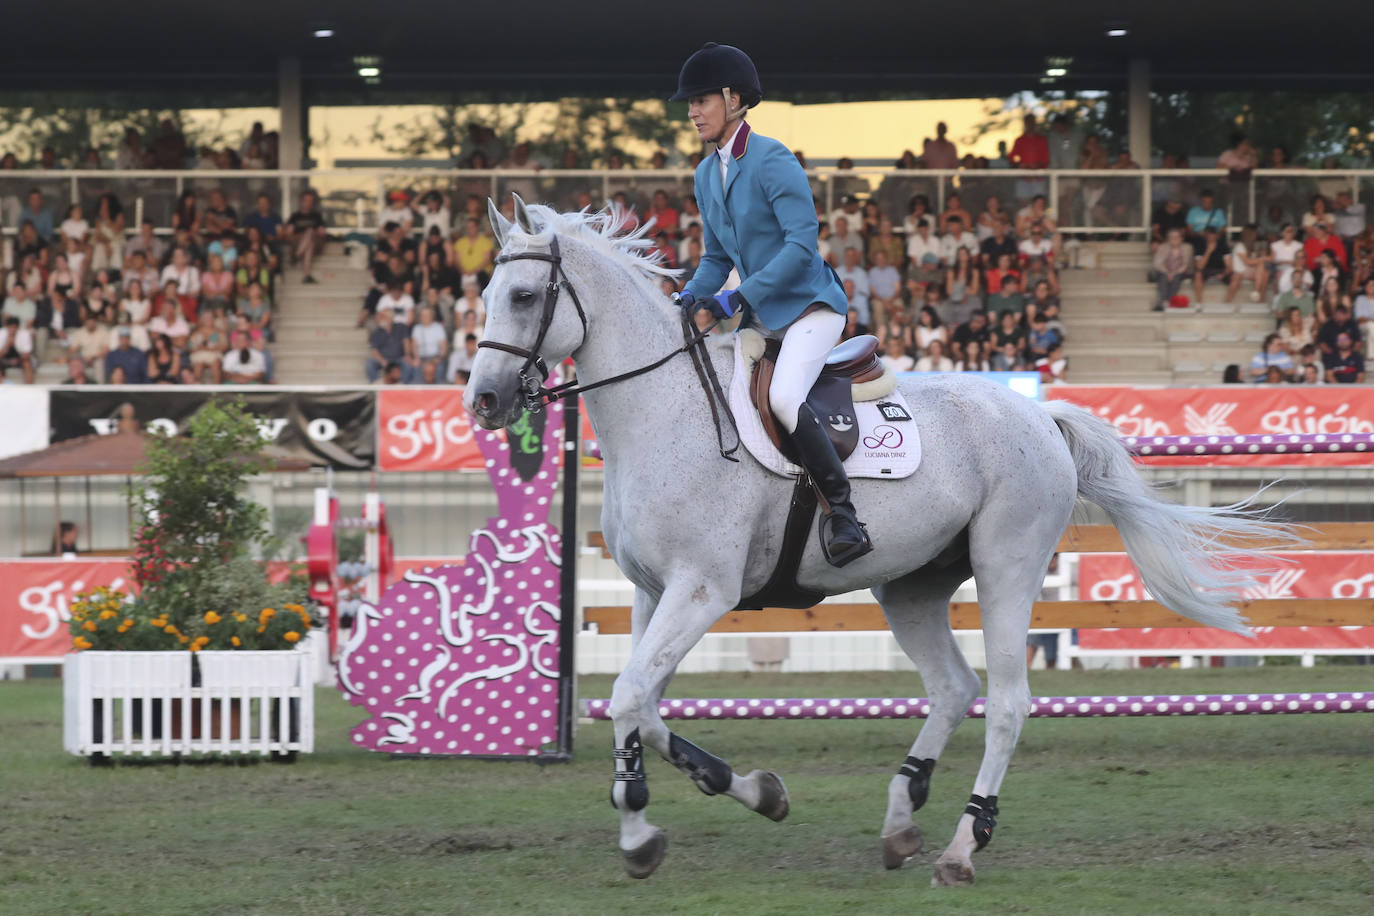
[512,290,535,305]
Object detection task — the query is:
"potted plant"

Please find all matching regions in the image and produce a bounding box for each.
[62,400,316,763]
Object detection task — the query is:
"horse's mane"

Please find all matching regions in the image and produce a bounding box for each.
[508,203,682,287]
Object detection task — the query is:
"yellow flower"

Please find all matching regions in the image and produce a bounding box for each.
[73,636,93,650]
[283,631,301,643]
[82,620,98,632]
[234,613,247,623]
[164,625,178,634]
[98,609,117,620]
[231,636,241,647]
[179,635,189,644]
[205,611,222,625]
[256,626,266,634]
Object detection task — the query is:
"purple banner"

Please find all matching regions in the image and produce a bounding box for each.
[1123,432,1374,457]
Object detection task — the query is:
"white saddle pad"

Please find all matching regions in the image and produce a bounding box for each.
[728,332,922,480]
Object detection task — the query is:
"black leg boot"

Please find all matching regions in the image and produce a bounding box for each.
[791,403,873,567]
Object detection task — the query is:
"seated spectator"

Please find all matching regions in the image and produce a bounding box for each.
[836,248,871,324]
[1226,225,1270,303]
[913,305,946,353]
[1323,331,1365,383]
[284,190,328,284]
[827,194,863,236]
[235,249,272,301]
[2,283,37,337]
[202,189,238,237]
[1298,363,1322,384]
[650,231,677,268]
[1192,227,1230,304]
[1333,190,1366,249]
[1278,306,1315,353]
[201,253,235,313]
[679,195,702,234]
[1017,223,1054,266]
[1151,199,1188,251]
[841,307,870,341]
[62,356,94,385]
[1269,224,1303,286]
[108,309,150,352]
[1275,267,1315,316]
[1303,194,1336,236]
[1014,194,1058,241]
[379,190,416,236]
[646,190,679,236]
[904,218,940,268]
[411,306,448,372]
[236,282,273,341]
[985,253,1021,297]
[1352,277,1374,339]
[448,332,479,384]
[1186,190,1227,238]
[146,333,180,384]
[880,335,914,372]
[242,193,283,254]
[60,203,90,246]
[991,339,1026,371]
[1035,342,1068,383]
[376,279,416,326]
[414,191,452,242]
[19,189,55,243]
[1317,303,1361,355]
[914,339,953,372]
[1304,222,1347,272]
[47,252,81,306]
[377,220,419,268]
[452,217,495,287]
[148,298,191,349]
[940,216,979,268]
[980,217,1017,269]
[1249,333,1294,382]
[207,231,239,270]
[991,308,1025,351]
[104,326,147,383]
[950,310,991,362]
[187,311,226,383]
[1026,313,1060,361]
[366,309,413,383]
[222,330,267,383]
[829,215,864,264]
[988,271,1029,320]
[67,310,109,378]
[124,220,166,269]
[955,338,989,372]
[160,249,202,319]
[939,192,973,235]
[452,277,485,327]
[122,250,160,296]
[118,279,153,327]
[945,247,982,313]
[867,249,901,327]
[975,196,1007,242]
[0,316,35,383]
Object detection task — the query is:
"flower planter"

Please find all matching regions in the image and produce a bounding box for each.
[63,649,314,763]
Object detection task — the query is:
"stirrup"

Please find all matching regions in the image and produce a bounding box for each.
[819,508,872,568]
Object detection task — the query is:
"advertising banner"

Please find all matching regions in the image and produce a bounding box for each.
[0,559,133,661]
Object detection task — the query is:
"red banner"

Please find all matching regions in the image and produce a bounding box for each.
[1076,553,1374,650]
[1045,386,1374,466]
[376,388,484,472]
[0,560,134,660]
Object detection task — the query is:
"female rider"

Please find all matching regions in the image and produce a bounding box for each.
[669,43,871,567]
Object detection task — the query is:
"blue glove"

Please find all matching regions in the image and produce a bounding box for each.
[672,289,697,313]
[707,291,744,320]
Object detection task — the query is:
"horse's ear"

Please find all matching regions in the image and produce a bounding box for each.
[487,197,511,248]
[512,192,536,235]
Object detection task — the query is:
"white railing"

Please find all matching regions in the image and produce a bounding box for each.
[62,648,315,758]
[1,167,1369,242]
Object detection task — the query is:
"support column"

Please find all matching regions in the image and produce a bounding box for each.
[1127,58,1151,167]
[278,56,306,171]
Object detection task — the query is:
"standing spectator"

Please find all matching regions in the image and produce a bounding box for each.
[452,218,495,288]
[104,326,146,383]
[1009,114,1048,169]
[922,122,958,170]
[365,308,413,383]
[1248,333,1294,382]
[115,128,145,170]
[18,189,55,243]
[1218,133,1259,221]
[221,330,267,383]
[1323,332,1365,383]
[89,194,125,279]
[150,119,188,170]
[0,316,34,383]
[1047,115,1084,171]
[284,190,328,284]
[1185,190,1227,237]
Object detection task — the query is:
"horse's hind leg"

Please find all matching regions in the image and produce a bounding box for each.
[873,562,980,870]
[609,578,788,879]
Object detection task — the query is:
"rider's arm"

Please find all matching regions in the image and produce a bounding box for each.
[733,142,823,309]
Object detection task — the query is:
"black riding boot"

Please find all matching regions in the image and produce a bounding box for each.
[791,403,873,567]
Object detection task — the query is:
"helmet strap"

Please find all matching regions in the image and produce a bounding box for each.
[715,87,746,148]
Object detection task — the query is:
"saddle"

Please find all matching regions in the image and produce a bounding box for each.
[748,333,884,464]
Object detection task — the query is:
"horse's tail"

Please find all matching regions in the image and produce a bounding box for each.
[1043,399,1300,634]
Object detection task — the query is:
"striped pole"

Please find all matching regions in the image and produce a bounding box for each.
[1123,432,1374,457]
[581,692,1372,721]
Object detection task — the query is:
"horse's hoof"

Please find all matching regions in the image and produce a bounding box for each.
[931,857,975,887]
[622,830,667,879]
[749,769,789,821]
[881,825,925,869]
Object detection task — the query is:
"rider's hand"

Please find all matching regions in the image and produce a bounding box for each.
[707,290,747,321]
[672,289,698,313]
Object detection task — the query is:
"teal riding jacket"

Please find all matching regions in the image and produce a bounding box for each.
[684,122,847,331]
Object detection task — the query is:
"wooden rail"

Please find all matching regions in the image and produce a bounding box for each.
[581,523,1374,634]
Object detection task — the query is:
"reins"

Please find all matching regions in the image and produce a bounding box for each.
[475,236,741,461]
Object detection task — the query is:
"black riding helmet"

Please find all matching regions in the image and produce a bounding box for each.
[670,42,762,107]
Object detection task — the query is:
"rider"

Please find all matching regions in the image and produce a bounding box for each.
[669,42,872,567]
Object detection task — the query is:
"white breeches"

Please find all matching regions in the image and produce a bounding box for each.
[768,307,846,434]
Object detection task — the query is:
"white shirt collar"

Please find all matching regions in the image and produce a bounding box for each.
[717,121,743,182]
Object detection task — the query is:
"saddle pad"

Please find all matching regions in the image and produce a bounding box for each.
[729,334,921,480]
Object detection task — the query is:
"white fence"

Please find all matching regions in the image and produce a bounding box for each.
[62,649,314,758]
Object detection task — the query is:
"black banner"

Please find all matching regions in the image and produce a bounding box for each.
[49,389,376,469]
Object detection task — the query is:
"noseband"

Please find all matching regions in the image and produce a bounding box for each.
[475,233,740,460]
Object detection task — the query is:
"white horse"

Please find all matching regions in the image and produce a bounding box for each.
[464,198,1286,885]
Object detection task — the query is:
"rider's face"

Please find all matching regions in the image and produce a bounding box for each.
[688,92,734,144]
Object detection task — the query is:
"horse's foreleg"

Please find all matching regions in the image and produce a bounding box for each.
[874,565,979,870]
[608,578,786,879]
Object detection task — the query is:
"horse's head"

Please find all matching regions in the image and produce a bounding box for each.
[465,195,589,429]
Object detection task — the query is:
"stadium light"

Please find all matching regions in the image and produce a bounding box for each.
[1045,67,1068,78]
[1106,27,1128,37]
[357,66,380,78]
[313,28,335,39]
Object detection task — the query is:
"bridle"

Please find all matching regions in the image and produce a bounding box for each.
[475,234,740,460]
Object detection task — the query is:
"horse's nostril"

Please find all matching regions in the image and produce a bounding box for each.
[473,390,498,416]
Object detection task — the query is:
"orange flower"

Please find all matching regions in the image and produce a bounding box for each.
[231,636,241,647]
[283,631,301,643]
[73,636,93,650]
[204,612,222,625]
[234,613,247,623]
[164,625,178,634]
[179,635,189,644]
[98,609,118,620]
[82,620,98,632]
[256,626,266,634]
[122,619,133,627]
